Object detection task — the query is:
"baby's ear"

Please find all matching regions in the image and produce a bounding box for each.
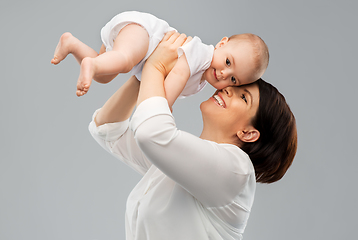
[215,37,229,49]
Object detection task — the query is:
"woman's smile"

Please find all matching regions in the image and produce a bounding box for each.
[211,92,226,108]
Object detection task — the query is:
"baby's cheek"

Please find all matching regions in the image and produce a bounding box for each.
[215,82,230,90]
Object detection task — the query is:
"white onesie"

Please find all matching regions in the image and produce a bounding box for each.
[101,11,214,98]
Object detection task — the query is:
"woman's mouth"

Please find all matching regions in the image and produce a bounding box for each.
[211,93,226,108]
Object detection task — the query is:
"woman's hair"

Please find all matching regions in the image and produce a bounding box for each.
[241,78,297,184]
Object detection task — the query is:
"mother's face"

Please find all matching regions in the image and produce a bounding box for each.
[200,83,260,143]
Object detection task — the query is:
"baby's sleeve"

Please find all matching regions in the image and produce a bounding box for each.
[177,36,214,77]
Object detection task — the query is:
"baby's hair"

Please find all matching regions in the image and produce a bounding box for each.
[228,33,269,78]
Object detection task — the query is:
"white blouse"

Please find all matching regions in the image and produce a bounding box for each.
[89,97,256,240]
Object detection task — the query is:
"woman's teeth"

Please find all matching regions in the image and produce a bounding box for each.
[213,95,225,107]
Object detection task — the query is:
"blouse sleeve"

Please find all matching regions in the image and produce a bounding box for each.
[88,109,152,176]
[131,97,255,207]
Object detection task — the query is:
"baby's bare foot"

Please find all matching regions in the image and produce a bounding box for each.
[51,32,77,65]
[76,57,95,96]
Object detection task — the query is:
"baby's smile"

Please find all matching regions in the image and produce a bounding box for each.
[213,69,218,80]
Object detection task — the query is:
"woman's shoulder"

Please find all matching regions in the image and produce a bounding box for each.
[205,140,255,176]
[200,141,256,209]
[225,144,255,176]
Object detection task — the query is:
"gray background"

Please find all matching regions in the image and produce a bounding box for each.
[1,0,357,239]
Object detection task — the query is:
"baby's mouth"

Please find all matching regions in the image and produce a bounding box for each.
[213,69,218,80]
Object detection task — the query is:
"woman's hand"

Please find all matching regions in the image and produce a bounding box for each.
[137,31,191,106]
[145,31,192,77]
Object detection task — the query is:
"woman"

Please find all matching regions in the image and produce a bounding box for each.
[89,32,297,239]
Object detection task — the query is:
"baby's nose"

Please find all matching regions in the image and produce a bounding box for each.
[220,69,229,80]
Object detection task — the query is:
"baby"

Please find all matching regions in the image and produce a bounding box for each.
[51,11,269,106]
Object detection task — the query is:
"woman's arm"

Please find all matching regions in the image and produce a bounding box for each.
[132,98,252,207]
[137,32,190,107]
[89,75,152,175]
[164,54,190,109]
[132,32,250,206]
[95,75,140,127]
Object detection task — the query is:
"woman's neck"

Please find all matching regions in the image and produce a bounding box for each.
[200,128,240,147]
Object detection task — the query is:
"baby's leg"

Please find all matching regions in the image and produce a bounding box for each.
[51,32,99,65]
[92,44,120,84]
[77,24,149,96]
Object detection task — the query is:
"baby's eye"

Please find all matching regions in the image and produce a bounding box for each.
[241,94,247,103]
[226,58,231,66]
[231,76,236,84]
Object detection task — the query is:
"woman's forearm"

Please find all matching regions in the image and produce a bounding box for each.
[95,75,140,127]
[137,64,166,107]
[137,32,189,107]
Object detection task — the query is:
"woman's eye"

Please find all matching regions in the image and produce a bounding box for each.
[231,76,236,84]
[241,94,247,103]
[226,58,231,66]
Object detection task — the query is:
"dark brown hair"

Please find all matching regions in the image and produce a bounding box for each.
[241,78,297,183]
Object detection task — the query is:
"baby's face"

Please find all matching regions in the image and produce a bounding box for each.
[203,38,259,90]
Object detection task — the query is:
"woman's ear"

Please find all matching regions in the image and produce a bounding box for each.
[215,37,229,49]
[237,128,260,143]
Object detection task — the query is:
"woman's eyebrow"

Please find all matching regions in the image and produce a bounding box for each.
[244,89,253,105]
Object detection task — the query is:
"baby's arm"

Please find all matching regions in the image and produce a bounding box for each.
[164,54,190,109]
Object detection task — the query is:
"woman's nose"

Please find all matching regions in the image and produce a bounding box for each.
[222,86,233,97]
